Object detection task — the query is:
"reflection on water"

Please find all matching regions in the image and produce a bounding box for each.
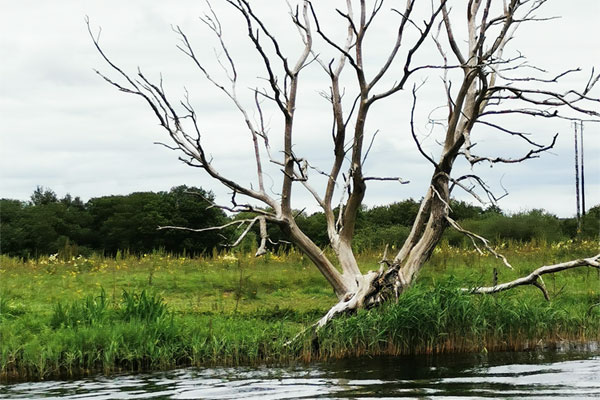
[2,350,599,399]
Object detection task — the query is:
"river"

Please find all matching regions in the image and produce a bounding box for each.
[2,348,599,399]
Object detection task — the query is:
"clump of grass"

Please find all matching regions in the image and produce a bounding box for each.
[50,289,110,329]
[50,289,173,328]
[314,280,600,359]
[119,289,170,322]
[0,295,26,320]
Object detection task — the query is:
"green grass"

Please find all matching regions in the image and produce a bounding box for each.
[0,239,599,381]
[317,280,600,359]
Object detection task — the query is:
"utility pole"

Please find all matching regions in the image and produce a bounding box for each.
[580,121,585,218]
[574,121,581,232]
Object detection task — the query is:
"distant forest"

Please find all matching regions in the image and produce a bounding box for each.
[1,186,598,259]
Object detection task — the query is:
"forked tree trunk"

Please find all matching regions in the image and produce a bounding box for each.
[282,220,355,298]
[315,173,452,327]
[396,183,449,288]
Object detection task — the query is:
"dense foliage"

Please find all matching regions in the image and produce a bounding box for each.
[0,186,226,258]
[1,187,598,258]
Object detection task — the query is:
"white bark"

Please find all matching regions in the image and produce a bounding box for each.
[469,254,600,300]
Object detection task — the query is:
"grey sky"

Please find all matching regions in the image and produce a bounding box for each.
[0,1,598,217]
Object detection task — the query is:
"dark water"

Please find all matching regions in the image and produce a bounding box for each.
[2,349,600,399]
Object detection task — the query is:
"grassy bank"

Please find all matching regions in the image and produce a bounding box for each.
[1,240,599,380]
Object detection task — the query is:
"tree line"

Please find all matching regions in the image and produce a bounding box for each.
[0,186,225,258]
[1,186,597,259]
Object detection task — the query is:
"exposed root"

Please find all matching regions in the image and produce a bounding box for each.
[285,263,404,347]
[316,261,407,328]
[316,271,379,328]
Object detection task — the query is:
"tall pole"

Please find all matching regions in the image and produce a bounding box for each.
[574,122,581,232]
[580,121,586,218]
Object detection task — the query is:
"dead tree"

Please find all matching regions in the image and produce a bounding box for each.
[89,0,600,327]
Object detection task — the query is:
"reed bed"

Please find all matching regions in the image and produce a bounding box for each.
[1,240,598,381]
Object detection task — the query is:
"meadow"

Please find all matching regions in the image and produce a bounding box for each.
[1,239,599,381]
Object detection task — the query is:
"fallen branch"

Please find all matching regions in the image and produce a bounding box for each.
[468,254,600,300]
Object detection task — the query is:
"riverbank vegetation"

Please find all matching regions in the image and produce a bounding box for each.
[1,240,599,381]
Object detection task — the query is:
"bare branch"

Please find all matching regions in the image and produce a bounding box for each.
[463,133,558,165]
[441,3,466,66]
[410,85,438,166]
[308,1,359,72]
[474,120,546,148]
[158,218,254,233]
[367,0,416,90]
[469,254,600,300]
[428,182,512,270]
[368,1,447,103]
[449,173,508,205]
[491,67,581,84]
[361,129,379,166]
[446,215,513,269]
[255,216,269,256]
[363,177,410,184]
[486,87,600,117]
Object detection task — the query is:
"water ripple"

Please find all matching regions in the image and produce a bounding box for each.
[1,352,599,399]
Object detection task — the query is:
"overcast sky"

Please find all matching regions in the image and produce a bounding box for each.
[1,0,598,217]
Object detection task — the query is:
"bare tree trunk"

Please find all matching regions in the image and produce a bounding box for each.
[397,187,449,288]
[282,219,356,298]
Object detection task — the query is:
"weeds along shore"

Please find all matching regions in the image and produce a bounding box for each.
[1,240,599,381]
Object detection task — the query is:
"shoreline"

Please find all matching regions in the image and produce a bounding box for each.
[2,338,599,383]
